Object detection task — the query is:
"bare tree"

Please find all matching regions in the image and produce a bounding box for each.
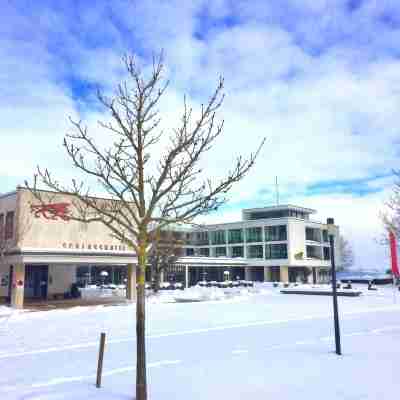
[148,228,184,292]
[26,53,265,400]
[337,235,354,271]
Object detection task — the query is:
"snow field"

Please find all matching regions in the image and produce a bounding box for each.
[0,284,399,399]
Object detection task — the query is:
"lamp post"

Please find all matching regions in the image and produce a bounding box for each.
[223,270,230,281]
[100,270,109,287]
[327,218,341,355]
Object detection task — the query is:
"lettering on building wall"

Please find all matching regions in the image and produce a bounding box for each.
[62,242,126,251]
[30,203,71,221]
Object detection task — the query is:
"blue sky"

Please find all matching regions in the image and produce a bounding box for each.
[1,0,400,268]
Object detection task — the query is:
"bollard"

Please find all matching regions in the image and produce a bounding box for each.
[96,332,106,388]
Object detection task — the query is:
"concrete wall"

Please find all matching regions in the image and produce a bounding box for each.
[287,219,306,265]
[17,189,132,252]
[0,191,18,249]
[0,192,18,298]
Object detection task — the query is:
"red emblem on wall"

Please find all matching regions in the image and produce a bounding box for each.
[30,203,71,221]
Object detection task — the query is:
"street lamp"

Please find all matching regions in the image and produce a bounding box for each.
[100,270,109,286]
[327,218,342,355]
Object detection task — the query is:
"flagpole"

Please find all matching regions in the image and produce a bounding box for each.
[389,229,399,304]
[392,270,396,304]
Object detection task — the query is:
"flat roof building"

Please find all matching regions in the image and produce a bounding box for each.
[0,188,340,308]
[182,204,339,284]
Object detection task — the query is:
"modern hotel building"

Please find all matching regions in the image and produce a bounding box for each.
[0,187,340,308]
[182,205,339,285]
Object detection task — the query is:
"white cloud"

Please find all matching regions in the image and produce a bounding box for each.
[1,0,400,269]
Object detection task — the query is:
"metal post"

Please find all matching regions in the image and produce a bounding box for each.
[329,234,342,355]
[96,332,106,388]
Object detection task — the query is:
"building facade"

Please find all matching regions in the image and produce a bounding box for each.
[0,188,340,308]
[182,205,340,284]
[0,188,137,308]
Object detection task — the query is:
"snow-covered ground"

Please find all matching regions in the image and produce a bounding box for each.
[1,283,400,399]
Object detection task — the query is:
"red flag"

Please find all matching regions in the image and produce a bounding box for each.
[389,230,400,277]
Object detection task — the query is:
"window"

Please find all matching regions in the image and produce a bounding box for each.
[196,231,209,245]
[228,229,243,244]
[246,227,262,242]
[322,230,328,242]
[323,247,330,260]
[186,248,195,256]
[231,246,244,257]
[248,245,263,259]
[215,247,227,257]
[306,245,322,259]
[76,266,90,287]
[199,248,210,257]
[0,213,4,240]
[5,211,14,240]
[248,210,290,219]
[306,227,321,242]
[211,230,226,245]
[265,225,287,241]
[265,244,288,259]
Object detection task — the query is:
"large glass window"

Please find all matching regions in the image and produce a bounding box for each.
[186,248,195,256]
[289,210,307,219]
[248,210,290,219]
[265,225,287,241]
[265,244,288,259]
[228,229,243,244]
[248,245,263,258]
[196,231,209,245]
[231,246,244,257]
[76,266,91,287]
[199,247,210,257]
[305,227,321,242]
[215,247,227,257]
[5,211,14,240]
[211,230,226,245]
[306,245,322,259]
[246,227,262,242]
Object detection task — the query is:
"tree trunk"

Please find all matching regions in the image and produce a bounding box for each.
[136,243,147,400]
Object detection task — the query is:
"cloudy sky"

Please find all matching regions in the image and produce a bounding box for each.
[2,0,400,269]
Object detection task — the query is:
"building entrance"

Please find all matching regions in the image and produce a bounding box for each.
[25,265,48,299]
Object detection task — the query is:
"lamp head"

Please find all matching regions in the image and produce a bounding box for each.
[326,218,335,236]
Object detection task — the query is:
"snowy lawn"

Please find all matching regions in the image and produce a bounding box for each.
[0,284,399,399]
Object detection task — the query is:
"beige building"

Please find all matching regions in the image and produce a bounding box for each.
[0,188,137,308]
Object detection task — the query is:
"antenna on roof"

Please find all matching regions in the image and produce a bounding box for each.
[275,176,279,206]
